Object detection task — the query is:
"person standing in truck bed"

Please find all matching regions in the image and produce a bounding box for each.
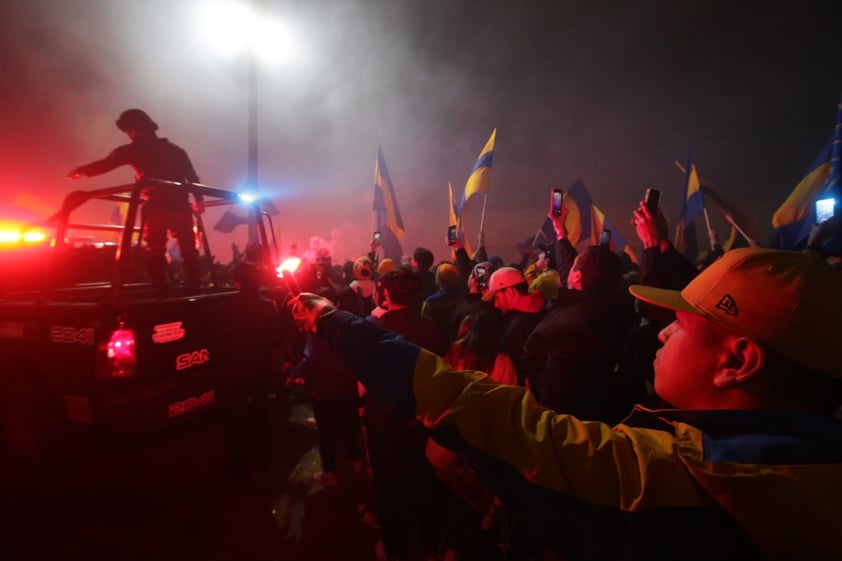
[68,108,204,291]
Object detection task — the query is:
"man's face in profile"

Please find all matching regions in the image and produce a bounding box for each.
[654,311,724,409]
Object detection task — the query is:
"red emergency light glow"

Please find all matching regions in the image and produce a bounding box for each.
[22,231,46,243]
[0,225,48,246]
[104,326,137,379]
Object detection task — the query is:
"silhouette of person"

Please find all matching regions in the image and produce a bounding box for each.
[68,108,204,290]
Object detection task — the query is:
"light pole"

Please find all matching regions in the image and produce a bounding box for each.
[199,0,288,243]
[246,47,259,243]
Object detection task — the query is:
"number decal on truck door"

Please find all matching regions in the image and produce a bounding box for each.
[168,391,215,417]
[50,326,95,345]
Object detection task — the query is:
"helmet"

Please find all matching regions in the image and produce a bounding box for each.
[116,109,158,133]
[353,256,374,280]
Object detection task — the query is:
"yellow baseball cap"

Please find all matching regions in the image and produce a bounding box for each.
[629,248,842,378]
[377,258,396,275]
[435,263,461,287]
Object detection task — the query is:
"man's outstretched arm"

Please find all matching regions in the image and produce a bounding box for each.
[289,293,705,512]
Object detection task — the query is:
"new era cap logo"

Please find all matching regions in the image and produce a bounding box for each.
[716,294,739,315]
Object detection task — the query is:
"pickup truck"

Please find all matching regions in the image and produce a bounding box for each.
[0,180,291,463]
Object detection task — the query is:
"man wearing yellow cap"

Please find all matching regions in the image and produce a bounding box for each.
[289,247,842,559]
[421,263,465,350]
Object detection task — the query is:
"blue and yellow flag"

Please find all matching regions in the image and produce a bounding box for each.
[460,129,496,211]
[373,146,405,263]
[516,180,592,256]
[448,181,459,230]
[698,184,756,250]
[527,179,636,263]
[674,158,705,260]
[448,181,473,256]
[771,91,842,250]
[673,160,757,251]
[593,204,638,264]
[560,179,594,245]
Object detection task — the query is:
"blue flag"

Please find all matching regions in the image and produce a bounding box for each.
[771,91,842,250]
[569,179,637,263]
[459,129,497,213]
[594,205,638,264]
[673,158,705,260]
[563,179,595,244]
[373,146,405,263]
[213,208,250,234]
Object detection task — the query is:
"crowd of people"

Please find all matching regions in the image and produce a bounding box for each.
[270,197,841,561]
[69,109,842,561]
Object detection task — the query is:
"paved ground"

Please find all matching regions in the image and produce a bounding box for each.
[0,396,385,561]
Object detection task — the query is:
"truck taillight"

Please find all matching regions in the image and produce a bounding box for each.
[103,326,136,379]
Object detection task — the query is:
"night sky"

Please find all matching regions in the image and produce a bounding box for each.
[2,0,841,263]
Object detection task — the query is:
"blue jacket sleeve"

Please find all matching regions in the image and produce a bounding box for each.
[318,310,421,420]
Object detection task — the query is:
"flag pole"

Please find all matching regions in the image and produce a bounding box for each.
[675,158,759,247]
[702,207,715,251]
[478,193,488,235]
[372,147,379,247]
[722,212,757,247]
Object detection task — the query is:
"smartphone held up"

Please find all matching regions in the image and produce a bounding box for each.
[446,225,458,246]
[815,197,836,224]
[551,188,564,217]
[599,229,612,247]
[644,188,661,215]
[474,265,489,289]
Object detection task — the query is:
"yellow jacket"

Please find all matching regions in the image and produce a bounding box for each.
[319,311,842,560]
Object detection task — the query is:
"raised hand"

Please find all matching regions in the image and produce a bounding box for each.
[288,292,336,333]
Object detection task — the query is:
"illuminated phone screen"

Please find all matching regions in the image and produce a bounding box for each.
[816,198,836,224]
[551,189,563,216]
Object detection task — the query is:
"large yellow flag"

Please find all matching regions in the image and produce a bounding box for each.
[462,128,496,205]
